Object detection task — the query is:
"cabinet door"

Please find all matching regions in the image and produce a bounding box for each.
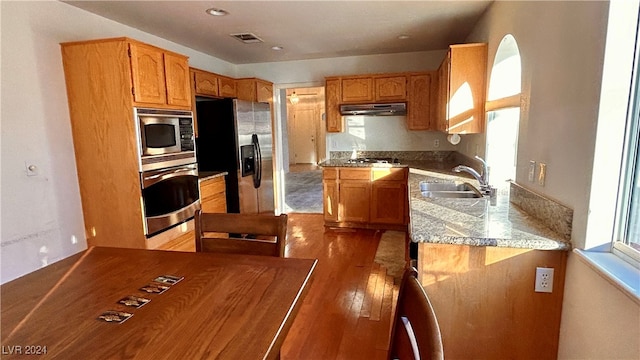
[375,76,407,101]
[129,42,167,105]
[236,79,256,101]
[256,80,273,103]
[342,77,373,103]
[437,55,450,132]
[218,76,237,98]
[407,74,432,130]
[339,180,370,223]
[445,44,487,134]
[325,78,342,132]
[164,52,191,108]
[370,181,407,225]
[194,70,219,97]
[323,180,339,222]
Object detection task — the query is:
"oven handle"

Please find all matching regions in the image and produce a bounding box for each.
[142,165,197,188]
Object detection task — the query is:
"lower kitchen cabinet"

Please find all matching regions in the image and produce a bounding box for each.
[323,167,408,230]
[417,243,567,359]
[200,176,227,213]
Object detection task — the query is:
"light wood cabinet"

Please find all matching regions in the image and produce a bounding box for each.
[322,167,408,229]
[418,243,567,359]
[370,168,409,224]
[128,40,191,109]
[237,78,273,103]
[407,73,435,130]
[323,169,339,222]
[325,72,434,133]
[60,37,193,249]
[437,43,488,134]
[218,76,237,98]
[200,176,227,213]
[193,69,219,97]
[341,77,373,103]
[325,78,343,132]
[374,76,407,102]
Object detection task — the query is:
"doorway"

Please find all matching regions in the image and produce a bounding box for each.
[283,86,325,213]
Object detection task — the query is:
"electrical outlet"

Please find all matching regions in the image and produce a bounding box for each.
[538,163,546,186]
[434,139,440,148]
[535,267,554,293]
[528,161,536,182]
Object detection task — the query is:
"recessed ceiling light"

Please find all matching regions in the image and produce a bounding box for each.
[271,46,283,51]
[206,8,228,16]
[398,35,410,40]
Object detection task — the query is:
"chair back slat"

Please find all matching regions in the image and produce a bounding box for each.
[194,210,287,257]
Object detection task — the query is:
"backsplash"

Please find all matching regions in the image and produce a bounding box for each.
[509,182,573,241]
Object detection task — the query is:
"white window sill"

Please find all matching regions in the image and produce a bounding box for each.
[573,249,640,305]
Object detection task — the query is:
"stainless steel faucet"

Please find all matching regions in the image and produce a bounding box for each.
[452,155,490,193]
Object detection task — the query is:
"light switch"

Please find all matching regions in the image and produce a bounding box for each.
[538,163,546,186]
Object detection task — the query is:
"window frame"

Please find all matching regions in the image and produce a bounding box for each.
[612,9,640,269]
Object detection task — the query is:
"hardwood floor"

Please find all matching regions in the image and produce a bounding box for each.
[281,214,398,360]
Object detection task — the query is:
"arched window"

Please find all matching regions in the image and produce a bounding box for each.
[485,35,522,189]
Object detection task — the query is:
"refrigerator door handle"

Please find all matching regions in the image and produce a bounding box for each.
[252,134,262,188]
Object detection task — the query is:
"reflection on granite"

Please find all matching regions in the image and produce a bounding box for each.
[509,182,573,241]
[408,169,572,251]
[198,171,227,181]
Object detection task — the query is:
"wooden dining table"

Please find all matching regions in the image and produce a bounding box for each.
[1,247,317,359]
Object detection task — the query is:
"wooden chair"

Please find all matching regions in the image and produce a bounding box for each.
[194,210,288,257]
[389,267,444,360]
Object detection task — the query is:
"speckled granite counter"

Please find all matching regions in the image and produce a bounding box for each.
[408,168,572,251]
[198,171,227,182]
[319,159,407,168]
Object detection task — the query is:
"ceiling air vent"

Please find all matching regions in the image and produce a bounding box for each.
[230,33,263,44]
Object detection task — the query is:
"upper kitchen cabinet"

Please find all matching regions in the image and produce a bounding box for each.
[374,76,407,102]
[407,72,435,130]
[325,78,343,132]
[325,72,434,133]
[192,68,220,97]
[437,43,488,134]
[128,40,191,109]
[342,77,374,103]
[191,68,238,99]
[237,78,274,103]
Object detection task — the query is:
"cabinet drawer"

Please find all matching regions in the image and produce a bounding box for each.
[200,177,226,199]
[339,169,371,180]
[323,168,338,180]
[157,230,195,252]
[371,167,407,181]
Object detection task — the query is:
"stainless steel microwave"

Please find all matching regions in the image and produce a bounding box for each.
[134,108,196,170]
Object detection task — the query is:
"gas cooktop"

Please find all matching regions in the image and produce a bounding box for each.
[345,157,400,164]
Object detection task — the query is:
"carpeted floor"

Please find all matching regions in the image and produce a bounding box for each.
[374,231,408,284]
[284,169,323,213]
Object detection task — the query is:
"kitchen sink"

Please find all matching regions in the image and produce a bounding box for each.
[419,181,483,198]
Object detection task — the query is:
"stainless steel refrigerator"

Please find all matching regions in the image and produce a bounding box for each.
[196,98,274,214]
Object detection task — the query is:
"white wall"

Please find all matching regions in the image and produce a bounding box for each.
[328,116,456,152]
[0,1,237,283]
[464,1,640,358]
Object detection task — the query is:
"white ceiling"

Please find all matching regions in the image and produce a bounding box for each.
[63,1,493,65]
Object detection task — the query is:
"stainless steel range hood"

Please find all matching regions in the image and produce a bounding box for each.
[339,103,407,116]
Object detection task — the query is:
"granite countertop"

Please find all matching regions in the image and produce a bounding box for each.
[319,159,408,168]
[198,171,228,182]
[408,168,571,251]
